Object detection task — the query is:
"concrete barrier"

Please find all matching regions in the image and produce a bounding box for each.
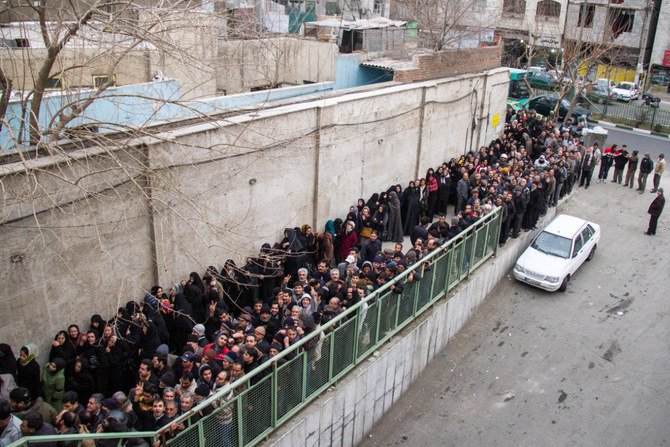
[263,202,567,447]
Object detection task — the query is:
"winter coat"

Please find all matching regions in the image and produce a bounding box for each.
[648,195,665,217]
[66,358,96,404]
[385,192,404,243]
[0,414,21,447]
[17,358,41,401]
[41,359,65,410]
[339,229,358,260]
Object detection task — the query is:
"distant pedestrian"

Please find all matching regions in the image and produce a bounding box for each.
[612,145,627,184]
[597,144,616,182]
[637,153,654,194]
[579,146,596,189]
[623,150,638,188]
[645,188,665,236]
[650,154,665,193]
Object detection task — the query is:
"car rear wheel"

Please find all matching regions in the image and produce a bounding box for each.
[559,275,569,292]
[587,244,597,261]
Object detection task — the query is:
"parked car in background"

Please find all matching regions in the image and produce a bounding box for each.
[611,82,641,102]
[513,214,600,292]
[526,94,591,123]
[588,78,618,103]
[527,70,558,89]
[650,74,669,87]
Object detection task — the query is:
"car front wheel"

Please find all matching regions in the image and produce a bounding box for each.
[558,275,569,292]
[587,244,597,261]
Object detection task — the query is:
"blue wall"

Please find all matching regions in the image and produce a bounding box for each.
[1,55,391,153]
[334,53,392,90]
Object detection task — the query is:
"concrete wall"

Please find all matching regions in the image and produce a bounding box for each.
[649,0,670,66]
[263,203,566,447]
[0,12,219,100]
[215,38,338,94]
[0,68,509,360]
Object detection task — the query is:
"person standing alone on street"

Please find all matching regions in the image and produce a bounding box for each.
[645,188,665,235]
[623,150,638,188]
[638,153,654,194]
[650,154,665,193]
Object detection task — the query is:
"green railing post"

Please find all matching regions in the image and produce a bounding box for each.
[198,414,205,446]
[445,247,454,294]
[374,297,383,343]
[236,399,244,447]
[493,213,501,257]
[328,329,335,380]
[484,218,491,257]
[352,309,361,362]
[271,362,278,427]
[394,290,402,328]
[301,353,308,400]
[428,257,437,303]
[467,230,475,277]
[411,265,421,315]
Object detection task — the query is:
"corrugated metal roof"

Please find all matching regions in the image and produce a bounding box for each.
[304,17,407,30]
[360,58,416,71]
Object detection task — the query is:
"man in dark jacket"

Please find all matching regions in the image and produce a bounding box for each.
[645,189,665,235]
[637,153,654,194]
[455,173,469,214]
[511,188,527,238]
[410,217,430,246]
[612,145,628,184]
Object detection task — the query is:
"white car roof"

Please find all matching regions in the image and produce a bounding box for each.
[543,214,590,239]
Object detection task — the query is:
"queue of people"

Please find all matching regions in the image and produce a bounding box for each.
[1,108,596,446]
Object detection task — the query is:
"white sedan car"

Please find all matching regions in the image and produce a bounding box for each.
[513,214,600,292]
[611,82,641,102]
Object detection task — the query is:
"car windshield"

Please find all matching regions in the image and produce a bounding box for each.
[616,83,632,90]
[531,231,572,259]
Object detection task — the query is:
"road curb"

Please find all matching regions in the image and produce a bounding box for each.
[589,118,670,139]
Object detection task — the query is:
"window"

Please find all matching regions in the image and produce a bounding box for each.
[536,0,561,18]
[503,0,526,14]
[581,226,592,243]
[608,8,634,38]
[473,0,487,13]
[578,4,595,28]
[373,0,382,14]
[44,76,63,90]
[572,235,583,258]
[92,75,116,88]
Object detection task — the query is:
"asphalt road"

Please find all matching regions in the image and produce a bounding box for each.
[359,162,670,446]
[602,127,670,160]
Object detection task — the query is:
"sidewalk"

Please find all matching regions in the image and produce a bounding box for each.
[588,117,670,139]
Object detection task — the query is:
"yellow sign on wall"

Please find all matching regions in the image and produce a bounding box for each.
[491,114,500,127]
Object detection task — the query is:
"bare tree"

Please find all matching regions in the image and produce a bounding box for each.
[394,0,497,50]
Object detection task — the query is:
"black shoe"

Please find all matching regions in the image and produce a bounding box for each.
[650,189,657,193]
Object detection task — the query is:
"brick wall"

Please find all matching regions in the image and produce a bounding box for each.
[394,46,501,83]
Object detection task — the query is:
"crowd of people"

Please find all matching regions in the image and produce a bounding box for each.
[3,105,655,447]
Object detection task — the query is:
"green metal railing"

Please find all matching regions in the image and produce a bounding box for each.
[9,208,502,447]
